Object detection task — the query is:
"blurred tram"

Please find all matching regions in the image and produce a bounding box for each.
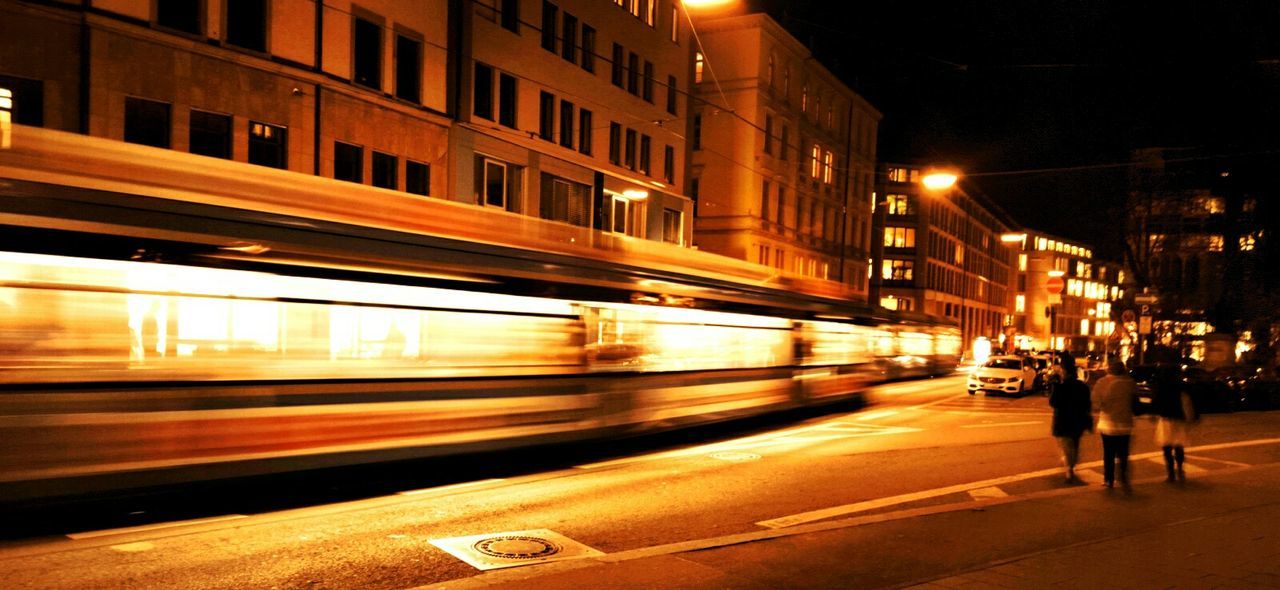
[0,127,959,503]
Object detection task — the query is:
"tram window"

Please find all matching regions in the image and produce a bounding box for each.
[334,141,363,183]
[189,110,231,159]
[124,97,170,149]
[248,121,287,169]
[406,160,430,196]
[372,151,397,190]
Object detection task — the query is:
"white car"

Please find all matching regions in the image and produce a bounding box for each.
[967,356,1039,395]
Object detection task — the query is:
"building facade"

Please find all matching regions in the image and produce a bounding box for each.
[451,0,693,245]
[870,164,1017,357]
[1,0,453,196]
[688,12,880,298]
[1006,231,1123,358]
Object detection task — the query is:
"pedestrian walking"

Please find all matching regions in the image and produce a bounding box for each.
[1153,372,1198,482]
[1092,360,1137,491]
[1049,362,1092,483]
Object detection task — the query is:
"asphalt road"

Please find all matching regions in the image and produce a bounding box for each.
[2,375,1276,589]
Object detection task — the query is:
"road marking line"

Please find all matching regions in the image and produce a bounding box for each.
[960,421,1043,429]
[68,514,247,540]
[1186,455,1251,468]
[1144,457,1208,475]
[855,410,900,421]
[398,478,505,496]
[756,437,1280,529]
[968,486,1009,500]
[1074,469,1104,484]
[907,393,972,411]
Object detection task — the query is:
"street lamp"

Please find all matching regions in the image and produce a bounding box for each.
[921,171,958,191]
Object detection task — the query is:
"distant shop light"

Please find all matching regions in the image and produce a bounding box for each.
[622,189,650,200]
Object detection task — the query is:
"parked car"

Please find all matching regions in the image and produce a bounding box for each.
[1130,364,1236,415]
[968,356,1039,395]
[1213,366,1280,410]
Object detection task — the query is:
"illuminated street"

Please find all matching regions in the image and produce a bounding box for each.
[1,377,1276,589]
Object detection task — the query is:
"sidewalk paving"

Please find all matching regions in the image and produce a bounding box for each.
[421,461,1280,590]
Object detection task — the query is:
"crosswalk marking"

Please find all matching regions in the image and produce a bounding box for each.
[968,486,1009,500]
[1145,457,1208,475]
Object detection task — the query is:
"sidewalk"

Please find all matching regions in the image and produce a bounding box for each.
[421,461,1280,589]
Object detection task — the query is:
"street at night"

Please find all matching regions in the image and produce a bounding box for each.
[1,378,1276,589]
[3,0,1280,588]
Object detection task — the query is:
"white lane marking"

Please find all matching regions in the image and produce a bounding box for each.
[1074,469,1104,484]
[1145,457,1208,475]
[1186,455,1251,468]
[398,478,505,496]
[756,437,1280,529]
[109,542,154,553]
[960,421,1044,429]
[68,514,247,540]
[855,410,900,421]
[968,486,1009,500]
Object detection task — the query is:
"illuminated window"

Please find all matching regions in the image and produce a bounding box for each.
[1080,319,1090,336]
[887,167,909,182]
[1015,294,1025,313]
[882,259,914,281]
[694,52,704,83]
[670,5,678,42]
[810,144,821,177]
[0,87,10,149]
[610,193,646,237]
[1240,233,1258,251]
[801,84,808,111]
[1036,237,1048,250]
[1018,253,1027,271]
[885,194,913,215]
[248,121,286,169]
[1208,235,1224,252]
[883,227,915,249]
[822,150,833,184]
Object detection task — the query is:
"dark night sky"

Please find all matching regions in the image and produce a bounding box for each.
[751,0,1280,259]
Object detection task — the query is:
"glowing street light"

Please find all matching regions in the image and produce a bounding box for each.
[921,171,958,191]
[682,0,737,7]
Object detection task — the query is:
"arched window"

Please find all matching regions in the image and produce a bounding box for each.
[810,144,821,178]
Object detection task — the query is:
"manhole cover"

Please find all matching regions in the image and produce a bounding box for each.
[430,529,604,571]
[710,451,761,462]
[473,535,562,559]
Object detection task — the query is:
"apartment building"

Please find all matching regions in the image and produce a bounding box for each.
[1006,231,1123,357]
[687,12,880,298]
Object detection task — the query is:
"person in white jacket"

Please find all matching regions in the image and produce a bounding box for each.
[1092,361,1137,491]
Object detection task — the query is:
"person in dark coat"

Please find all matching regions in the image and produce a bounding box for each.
[1152,371,1198,482]
[1049,362,1092,483]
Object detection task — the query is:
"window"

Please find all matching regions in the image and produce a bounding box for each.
[500,0,519,32]
[776,184,785,224]
[670,4,679,42]
[608,122,621,165]
[694,52,704,83]
[763,115,773,155]
[779,125,788,160]
[887,167,913,182]
[581,26,596,72]
[666,75,678,115]
[225,0,266,52]
[609,194,645,237]
[882,259,914,281]
[611,44,624,87]
[561,13,577,62]
[498,73,517,128]
[885,194,912,215]
[644,0,655,26]
[539,91,555,141]
[642,61,654,102]
[481,158,509,208]
[822,150,833,184]
[692,115,701,150]
[802,84,808,111]
[406,160,430,196]
[625,129,637,169]
[627,52,640,95]
[334,141,363,183]
[767,54,775,87]
[124,97,170,149]
[372,151,397,189]
[395,35,422,102]
[353,17,382,89]
[248,121,286,168]
[579,109,593,155]
[473,62,494,120]
[189,110,231,159]
[0,75,43,127]
[884,227,916,248]
[541,1,557,52]
[810,144,820,178]
[540,174,591,227]
[559,100,574,149]
[663,209,683,244]
[783,66,790,96]
[663,145,674,183]
[157,0,201,34]
[761,180,771,220]
[639,134,651,175]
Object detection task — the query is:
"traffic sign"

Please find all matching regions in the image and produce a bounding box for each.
[1139,315,1153,335]
[1045,276,1065,294]
[1121,309,1136,323]
[1135,294,1158,304]
[1140,304,1151,315]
